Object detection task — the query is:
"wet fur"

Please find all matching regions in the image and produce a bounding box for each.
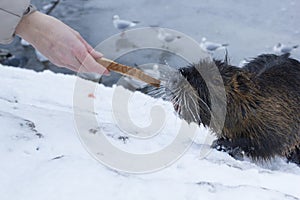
[175,54,300,164]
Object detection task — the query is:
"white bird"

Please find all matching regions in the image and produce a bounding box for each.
[157,28,181,47]
[273,43,298,54]
[143,64,160,79]
[112,15,139,33]
[157,28,180,43]
[200,37,229,53]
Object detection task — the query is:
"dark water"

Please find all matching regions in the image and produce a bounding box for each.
[1,0,299,85]
[82,0,300,62]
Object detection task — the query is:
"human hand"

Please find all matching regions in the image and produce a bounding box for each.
[15,11,109,75]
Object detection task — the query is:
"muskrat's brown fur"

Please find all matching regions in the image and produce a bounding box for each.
[172,54,300,165]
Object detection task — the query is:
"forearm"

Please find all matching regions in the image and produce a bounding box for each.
[15,11,55,51]
[14,10,107,74]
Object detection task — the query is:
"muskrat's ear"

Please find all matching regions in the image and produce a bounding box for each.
[233,72,252,94]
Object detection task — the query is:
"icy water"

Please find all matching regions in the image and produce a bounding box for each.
[1,0,299,85]
[82,0,300,62]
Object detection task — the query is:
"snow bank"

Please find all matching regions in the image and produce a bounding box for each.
[0,64,299,200]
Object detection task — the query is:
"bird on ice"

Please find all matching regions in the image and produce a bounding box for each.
[112,15,139,34]
[273,43,298,54]
[157,28,181,47]
[200,37,229,53]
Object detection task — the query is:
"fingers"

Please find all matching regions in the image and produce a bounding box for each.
[73,29,104,59]
[75,47,109,75]
[58,28,108,75]
[74,32,109,75]
[83,54,109,75]
[90,49,104,59]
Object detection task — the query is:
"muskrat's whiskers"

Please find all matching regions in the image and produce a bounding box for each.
[173,95,182,107]
[184,88,202,123]
[198,97,211,113]
[183,91,196,122]
[189,93,200,109]
[148,88,165,98]
[146,85,172,101]
[188,93,202,123]
[145,87,158,95]
[168,86,182,96]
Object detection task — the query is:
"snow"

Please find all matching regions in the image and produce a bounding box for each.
[0,64,300,200]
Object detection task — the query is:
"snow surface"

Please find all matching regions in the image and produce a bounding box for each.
[0,64,300,200]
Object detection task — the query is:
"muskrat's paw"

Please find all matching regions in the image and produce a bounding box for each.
[211,138,245,161]
[287,147,300,166]
[228,146,245,161]
[211,138,233,151]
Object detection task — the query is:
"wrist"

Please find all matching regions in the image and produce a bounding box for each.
[15,11,52,46]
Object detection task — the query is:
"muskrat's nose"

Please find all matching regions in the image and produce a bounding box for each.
[165,71,184,89]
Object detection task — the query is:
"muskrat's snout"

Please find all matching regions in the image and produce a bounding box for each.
[164,72,184,92]
[165,62,224,125]
[163,68,203,124]
[163,71,185,110]
[162,70,178,94]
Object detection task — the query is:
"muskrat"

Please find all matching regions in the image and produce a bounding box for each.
[163,53,300,165]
